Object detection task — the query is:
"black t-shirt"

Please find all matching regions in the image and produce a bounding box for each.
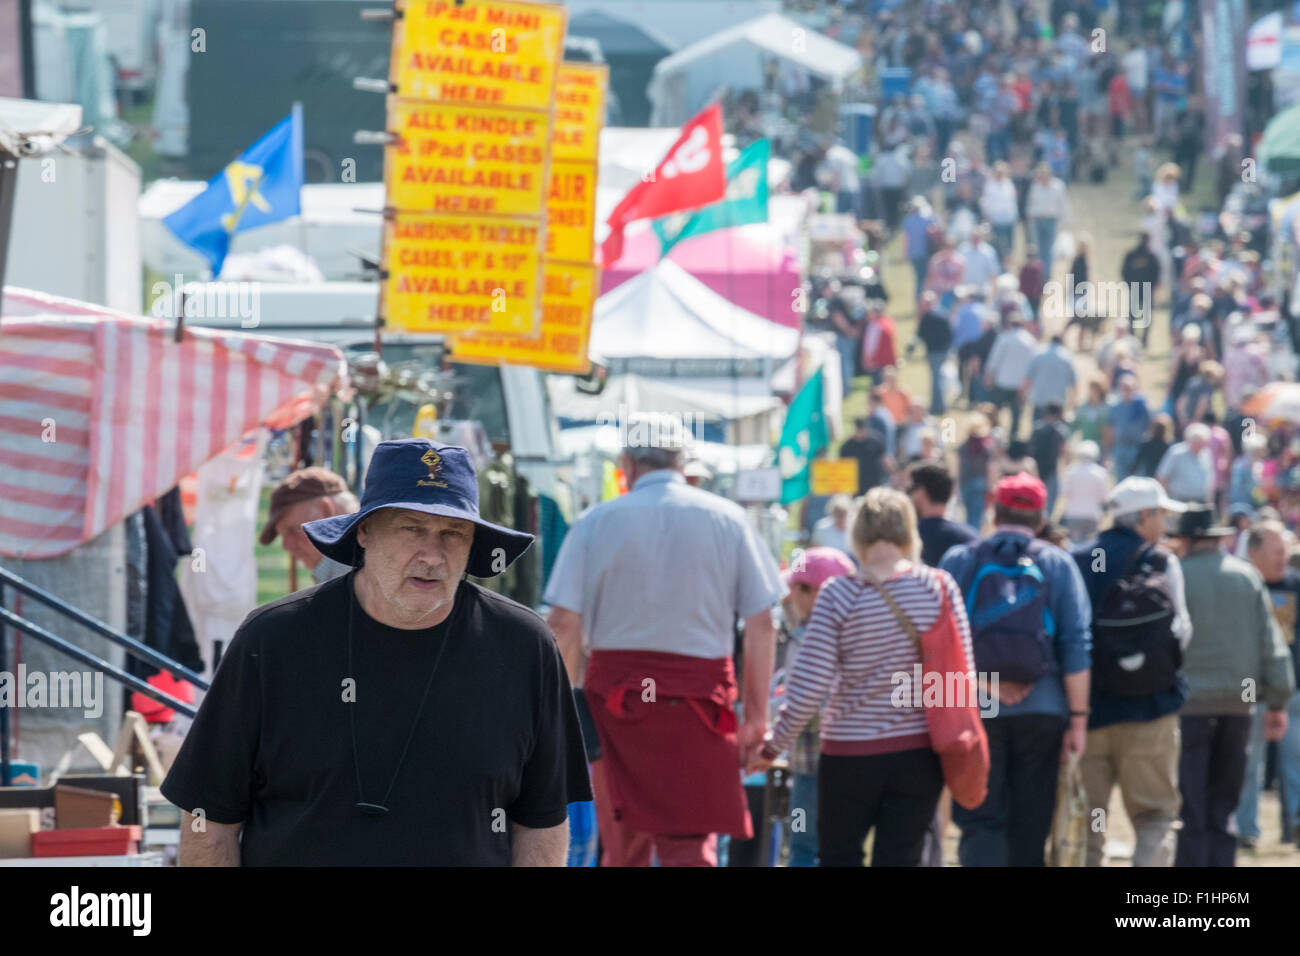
[918,516,977,568]
[1122,248,1159,284]
[917,310,953,354]
[160,573,592,866]
[1133,438,1169,478]
[1029,421,1070,480]
[840,433,886,492]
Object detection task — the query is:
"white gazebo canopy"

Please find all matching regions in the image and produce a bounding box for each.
[648,13,862,126]
[589,259,799,371]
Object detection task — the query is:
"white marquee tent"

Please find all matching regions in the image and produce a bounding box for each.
[553,261,799,443]
[647,13,862,126]
[587,259,799,369]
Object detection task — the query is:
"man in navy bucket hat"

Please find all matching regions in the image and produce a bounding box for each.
[162,438,593,866]
[303,438,535,585]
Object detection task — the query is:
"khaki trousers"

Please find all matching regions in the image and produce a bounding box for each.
[1081,714,1182,867]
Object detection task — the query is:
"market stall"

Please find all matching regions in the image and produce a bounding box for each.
[551,261,798,447]
[0,286,346,831]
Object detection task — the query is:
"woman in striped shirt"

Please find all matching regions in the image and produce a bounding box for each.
[754,487,974,866]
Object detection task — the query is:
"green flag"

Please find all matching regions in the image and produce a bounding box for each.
[651,139,770,255]
[776,367,830,505]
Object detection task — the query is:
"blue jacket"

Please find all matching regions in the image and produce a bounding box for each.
[1071,527,1188,730]
[940,527,1092,720]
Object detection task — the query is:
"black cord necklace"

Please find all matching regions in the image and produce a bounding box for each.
[347,571,455,817]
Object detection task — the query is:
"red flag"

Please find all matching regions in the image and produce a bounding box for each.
[600,103,726,266]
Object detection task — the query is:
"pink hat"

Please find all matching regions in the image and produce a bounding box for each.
[784,547,856,589]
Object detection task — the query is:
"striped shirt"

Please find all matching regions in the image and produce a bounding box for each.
[769,565,973,756]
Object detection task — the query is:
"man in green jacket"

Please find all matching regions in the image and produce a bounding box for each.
[1174,505,1295,867]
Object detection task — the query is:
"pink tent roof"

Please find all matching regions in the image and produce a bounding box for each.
[602,223,802,328]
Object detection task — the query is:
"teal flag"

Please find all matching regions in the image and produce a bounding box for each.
[776,367,830,505]
[651,139,769,255]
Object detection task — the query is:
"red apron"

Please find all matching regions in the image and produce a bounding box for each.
[585,649,752,838]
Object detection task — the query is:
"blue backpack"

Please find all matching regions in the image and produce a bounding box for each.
[965,538,1055,685]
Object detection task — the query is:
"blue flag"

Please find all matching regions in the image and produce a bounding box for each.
[164,105,304,276]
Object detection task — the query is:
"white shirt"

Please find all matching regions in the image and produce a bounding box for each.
[1026,178,1072,221]
[544,470,785,658]
[1164,551,1193,649]
[1123,47,1149,92]
[1060,462,1110,520]
[812,518,852,555]
[980,177,1019,225]
[984,328,1038,389]
[958,240,1001,287]
[1152,179,1179,213]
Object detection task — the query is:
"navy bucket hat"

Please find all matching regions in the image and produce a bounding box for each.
[301,438,534,578]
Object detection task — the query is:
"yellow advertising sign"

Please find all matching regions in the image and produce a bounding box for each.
[386,101,550,217]
[544,63,604,262]
[811,459,860,496]
[544,160,597,262]
[381,214,542,335]
[451,261,598,372]
[391,0,567,110]
[446,63,605,370]
[552,61,605,161]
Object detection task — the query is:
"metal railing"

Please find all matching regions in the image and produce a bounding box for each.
[0,565,211,785]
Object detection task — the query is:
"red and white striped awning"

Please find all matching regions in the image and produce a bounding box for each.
[1,287,347,559]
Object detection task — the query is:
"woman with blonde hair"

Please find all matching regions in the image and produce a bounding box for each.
[753,487,974,866]
[1152,162,1182,212]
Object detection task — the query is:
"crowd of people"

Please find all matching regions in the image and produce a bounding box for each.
[763,1,1300,867]
[780,457,1297,867]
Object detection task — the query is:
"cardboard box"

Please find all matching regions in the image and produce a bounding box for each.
[0,808,40,859]
[54,784,119,829]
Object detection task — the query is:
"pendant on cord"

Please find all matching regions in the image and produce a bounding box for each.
[356,802,389,816]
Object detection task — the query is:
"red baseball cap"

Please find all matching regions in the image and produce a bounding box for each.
[995,472,1047,510]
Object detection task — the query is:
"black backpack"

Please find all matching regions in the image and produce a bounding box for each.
[1091,547,1180,697]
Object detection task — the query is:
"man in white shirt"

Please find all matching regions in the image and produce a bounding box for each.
[545,417,785,866]
[1025,163,1072,266]
[1156,424,1214,504]
[980,161,1020,262]
[983,313,1038,439]
[812,494,854,555]
[1060,440,1109,543]
[958,224,1002,288]
[1122,40,1150,133]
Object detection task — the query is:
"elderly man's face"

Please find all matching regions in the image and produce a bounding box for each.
[1251,529,1288,581]
[356,508,475,626]
[276,498,337,570]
